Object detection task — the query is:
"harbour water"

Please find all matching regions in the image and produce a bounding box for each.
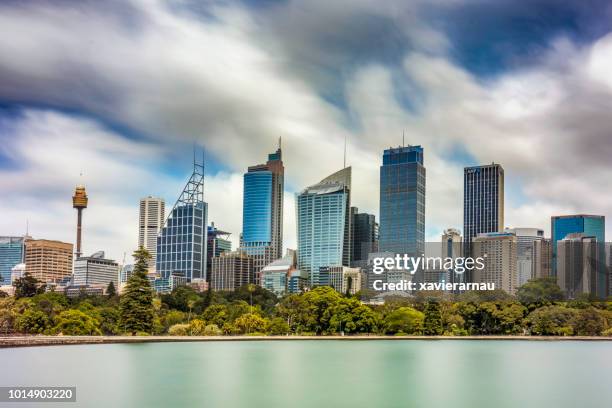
[1,340,611,408]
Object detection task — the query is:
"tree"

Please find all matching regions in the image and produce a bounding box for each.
[517,278,564,306]
[524,306,579,336]
[15,309,51,334]
[268,317,290,335]
[106,281,117,298]
[13,272,43,299]
[52,310,102,335]
[120,247,154,335]
[231,313,268,335]
[202,304,229,328]
[423,301,443,335]
[574,308,605,336]
[383,307,424,335]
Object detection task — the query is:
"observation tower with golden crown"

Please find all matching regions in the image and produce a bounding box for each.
[72,185,88,259]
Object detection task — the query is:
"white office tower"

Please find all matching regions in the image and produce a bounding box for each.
[139,196,165,273]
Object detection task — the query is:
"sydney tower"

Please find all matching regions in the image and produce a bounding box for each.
[72,185,88,259]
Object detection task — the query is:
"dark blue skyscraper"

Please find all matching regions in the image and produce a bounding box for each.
[463,163,505,254]
[241,144,284,285]
[379,145,426,256]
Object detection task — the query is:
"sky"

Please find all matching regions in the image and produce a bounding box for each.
[1,0,612,262]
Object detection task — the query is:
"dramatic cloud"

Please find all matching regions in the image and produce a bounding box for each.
[0,0,611,262]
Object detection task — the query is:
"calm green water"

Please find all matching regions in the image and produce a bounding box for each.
[1,340,611,408]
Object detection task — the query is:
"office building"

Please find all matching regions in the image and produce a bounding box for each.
[261,251,296,296]
[351,207,378,265]
[287,268,309,294]
[441,228,463,286]
[296,167,352,286]
[379,145,426,256]
[73,251,119,289]
[0,236,26,285]
[364,251,413,293]
[533,238,552,279]
[463,163,505,257]
[11,263,25,283]
[551,215,606,297]
[206,223,232,282]
[557,233,600,299]
[120,264,134,284]
[24,239,73,284]
[138,196,165,273]
[240,145,284,285]
[505,228,544,287]
[211,250,253,291]
[320,266,362,295]
[156,160,208,282]
[153,272,189,294]
[472,232,517,294]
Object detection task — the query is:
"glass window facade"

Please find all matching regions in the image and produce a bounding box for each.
[242,171,273,244]
[379,146,426,257]
[0,236,25,284]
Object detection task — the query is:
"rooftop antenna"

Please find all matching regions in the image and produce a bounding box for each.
[402,130,405,147]
[278,136,282,150]
[25,219,29,237]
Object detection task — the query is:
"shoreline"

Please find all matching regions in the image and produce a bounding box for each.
[1,335,611,348]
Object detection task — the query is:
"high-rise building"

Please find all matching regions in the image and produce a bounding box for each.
[156,160,208,282]
[73,251,119,288]
[463,163,504,257]
[138,196,165,273]
[211,250,253,291]
[533,238,552,279]
[296,167,352,286]
[24,239,73,284]
[473,232,517,294]
[379,145,426,257]
[441,228,463,286]
[321,266,362,295]
[351,207,378,265]
[261,250,297,296]
[72,185,88,259]
[240,145,284,285]
[557,233,599,299]
[505,228,544,287]
[0,236,26,285]
[551,215,606,298]
[206,223,232,282]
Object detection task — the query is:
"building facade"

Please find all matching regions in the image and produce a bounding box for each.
[533,238,552,279]
[206,223,232,282]
[379,145,426,257]
[296,167,352,286]
[441,228,463,286]
[551,215,606,297]
[472,232,517,294]
[0,236,26,285]
[261,251,296,296]
[556,233,599,299]
[351,207,378,265]
[73,251,119,288]
[463,164,505,258]
[138,196,165,273]
[24,239,73,284]
[156,161,208,282]
[505,228,544,287]
[211,250,254,291]
[240,146,284,285]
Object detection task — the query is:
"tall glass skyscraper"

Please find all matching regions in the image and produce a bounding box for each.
[463,163,505,255]
[551,214,606,298]
[296,167,351,286]
[351,207,378,265]
[0,236,26,284]
[379,145,426,257]
[156,161,208,282]
[240,144,284,284]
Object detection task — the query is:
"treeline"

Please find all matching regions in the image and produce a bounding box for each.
[0,248,611,337]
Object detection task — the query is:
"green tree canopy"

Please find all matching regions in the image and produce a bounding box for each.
[120,247,154,335]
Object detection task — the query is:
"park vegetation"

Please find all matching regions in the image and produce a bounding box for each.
[1,249,611,337]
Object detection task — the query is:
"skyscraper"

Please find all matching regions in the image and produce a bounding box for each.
[463,163,505,255]
[351,207,378,266]
[0,236,26,284]
[551,215,606,298]
[557,233,599,299]
[296,167,352,286]
[211,250,253,291]
[156,160,208,282]
[24,239,73,284]
[473,232,518,295]
[379,145,426,257]
[73,251,119,288]
[441,228,463,286]
[206,223,232,282]
[505,227,544,287]
[240,144,284,285]
[138,196,165,273]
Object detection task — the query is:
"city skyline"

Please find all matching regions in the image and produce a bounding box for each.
[1,1,612,261]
